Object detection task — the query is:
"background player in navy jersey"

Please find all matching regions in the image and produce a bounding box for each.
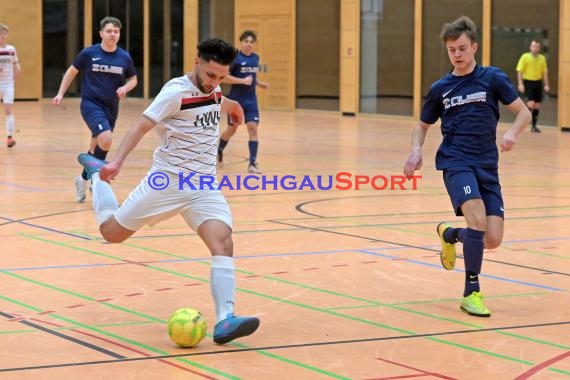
[403,16,531,317]
[52,16,137,203]
[217,30,269,174]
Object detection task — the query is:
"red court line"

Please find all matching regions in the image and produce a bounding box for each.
[30,317,217,378]
[373,357,457,380]
[367,374,430,379]
[66,304,85,309]
[514,351,570,379]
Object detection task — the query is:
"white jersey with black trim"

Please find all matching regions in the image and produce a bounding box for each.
[143,74,223,177]
[143,75,223,176]
[0,44,17,86]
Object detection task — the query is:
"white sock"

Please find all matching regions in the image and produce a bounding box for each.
[91,173,118,226]
[210,255,235,323]
[6,114,14,136]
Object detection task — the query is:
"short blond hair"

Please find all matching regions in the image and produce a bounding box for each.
[0,23,10,33]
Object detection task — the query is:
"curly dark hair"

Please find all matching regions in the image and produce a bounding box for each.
[197,38,238,66]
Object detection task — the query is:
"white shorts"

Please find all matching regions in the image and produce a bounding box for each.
[0,83,14,104]
[115,170,233,232]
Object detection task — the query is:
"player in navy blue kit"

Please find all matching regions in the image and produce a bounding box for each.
[53,16,137,203]
[403,16,531,317]
[217,30,269,173]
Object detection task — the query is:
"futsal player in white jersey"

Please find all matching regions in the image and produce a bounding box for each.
[77,38,260,345]
[0,23,21,148]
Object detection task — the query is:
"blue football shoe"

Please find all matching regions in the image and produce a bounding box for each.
[213,314,260,344]
[77,153,108,179]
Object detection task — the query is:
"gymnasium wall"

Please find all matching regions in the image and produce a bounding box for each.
[0,1,42,100]
[560,0,570,130]
[296,0,340,100]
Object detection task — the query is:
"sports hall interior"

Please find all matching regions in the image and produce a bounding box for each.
[1,1,569,379]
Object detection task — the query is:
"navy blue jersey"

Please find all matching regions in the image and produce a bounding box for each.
[73,44,137,119]
[421,65,518,170]
[227,51,260,101]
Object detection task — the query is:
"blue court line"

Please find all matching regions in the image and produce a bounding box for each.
[2,239,565,293]
[0,258,203,273]
[0,217,93,240]
[0,181,45,192]
[359,249,565,292]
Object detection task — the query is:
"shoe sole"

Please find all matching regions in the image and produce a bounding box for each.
[213,318,260,345]
[460,305,491,317]
[437,223,456,270]
[7,141,16,148]
[77,154,107,179]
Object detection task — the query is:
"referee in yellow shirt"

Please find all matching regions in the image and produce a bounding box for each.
[516,40,550,133]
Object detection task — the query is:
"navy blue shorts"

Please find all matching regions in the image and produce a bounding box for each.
[443,166,504,218]
[237,98,260,124]
[80,100,116,138]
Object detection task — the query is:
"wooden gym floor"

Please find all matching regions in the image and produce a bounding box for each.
[0,99,569,379]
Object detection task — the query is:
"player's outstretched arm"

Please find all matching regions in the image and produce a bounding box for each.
[52,65,79,105]
[501,98,531,152]
[256,79,269,89]
[222,74,253,86]
[116,75,138,98]
[403,121,430,178]
[13,49,21,78]
[221,97,245,127]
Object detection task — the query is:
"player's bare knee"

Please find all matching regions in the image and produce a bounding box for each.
[246,123,258,136]
[467,215,487,231]
[99,220,132,244]
[225,124,238,137]
[99,227,124,243]
[212,234,233,256]
[97,138,112,151]
[484,234,502,250]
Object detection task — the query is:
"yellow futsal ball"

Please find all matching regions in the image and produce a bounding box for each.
[167,307,207,347]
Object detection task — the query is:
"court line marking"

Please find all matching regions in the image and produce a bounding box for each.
[0,283,350,380]
[269,219,570,279]
[1,320,568,374]
[0,310,125,359]
[0,295,244,380]
[5,237,570,375]
[514,351,570,379]
[372,357,458,380]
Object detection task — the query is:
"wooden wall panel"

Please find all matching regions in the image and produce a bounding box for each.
[0,0,42,99]
[183,0,199,75]
[235,0,295,110]
[340,0,359,115]
[559,0,570,130]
